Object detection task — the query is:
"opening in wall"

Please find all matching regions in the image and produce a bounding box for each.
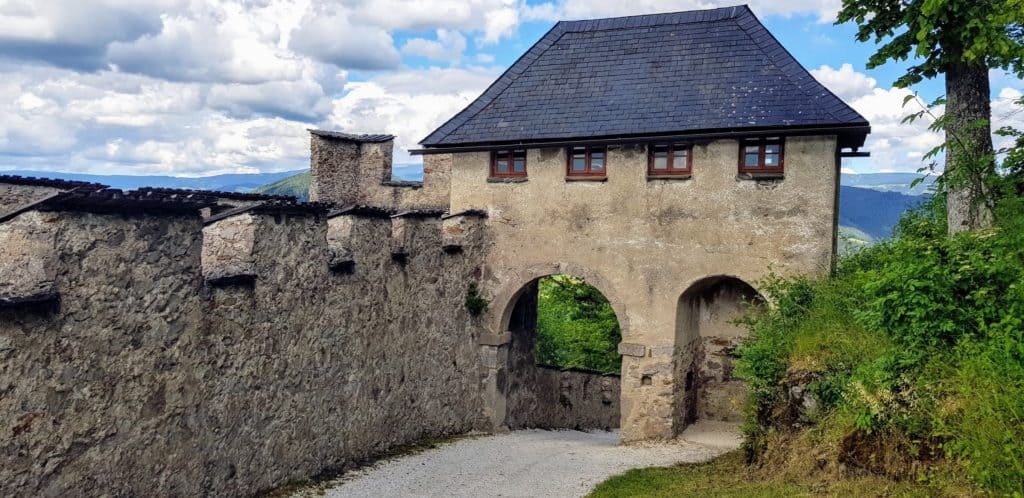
[504,274,622,430]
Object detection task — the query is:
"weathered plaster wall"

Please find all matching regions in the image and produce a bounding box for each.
[0,204,490,497]
[448,136,838,440]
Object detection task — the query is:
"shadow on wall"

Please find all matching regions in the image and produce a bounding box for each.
[675,276,765,424]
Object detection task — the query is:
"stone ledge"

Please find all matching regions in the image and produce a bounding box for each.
[617,342,647,357]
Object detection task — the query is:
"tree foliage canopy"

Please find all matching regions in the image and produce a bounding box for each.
[535,275,621,374]
[837,0,1024,87]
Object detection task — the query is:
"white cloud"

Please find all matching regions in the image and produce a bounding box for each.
[326,67,498,163]
[402,30,467,64]
[289,8,402,70]
[810,63,877,102]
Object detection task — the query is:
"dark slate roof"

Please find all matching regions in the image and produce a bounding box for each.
[0,174,107,191]
[309,130,395,143]
[421,5,868,147]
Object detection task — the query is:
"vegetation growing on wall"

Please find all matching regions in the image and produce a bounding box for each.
[535,275,621,374]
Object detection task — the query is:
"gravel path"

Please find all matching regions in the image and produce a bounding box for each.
[296,421,741,498]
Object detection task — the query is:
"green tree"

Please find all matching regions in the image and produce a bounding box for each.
[535,275,621,374]
[837,0,1024,233]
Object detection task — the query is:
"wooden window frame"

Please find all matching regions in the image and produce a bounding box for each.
[738,137,785,174]
[566,145,608,178]
[490,149,528,178]
[647,142,693,177]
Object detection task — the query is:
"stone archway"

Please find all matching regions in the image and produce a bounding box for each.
[674,276,765,425]
[480,263,628,432]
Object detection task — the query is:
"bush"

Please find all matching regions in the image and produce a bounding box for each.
[733,195,1024,494]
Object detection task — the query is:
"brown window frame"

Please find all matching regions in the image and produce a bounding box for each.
[647,142,693,177]
[566,145,607,178]
[738,137,785,174]
[490,149,528,178]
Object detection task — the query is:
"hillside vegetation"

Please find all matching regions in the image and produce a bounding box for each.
[255,171,310,201]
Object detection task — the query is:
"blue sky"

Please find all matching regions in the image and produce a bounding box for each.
[0,1,1020,177]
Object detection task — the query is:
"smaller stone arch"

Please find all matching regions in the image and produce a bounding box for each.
[489,262,630,338]
[480,262,627,432]
[673,275,765,426]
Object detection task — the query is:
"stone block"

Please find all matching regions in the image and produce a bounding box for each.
[201,213,258,285]
[617,342,647,357]
[0,211,58,305]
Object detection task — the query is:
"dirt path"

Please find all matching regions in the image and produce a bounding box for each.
[294,421,741,498]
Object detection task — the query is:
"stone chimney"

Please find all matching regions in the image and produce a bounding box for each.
[309,130,395,205]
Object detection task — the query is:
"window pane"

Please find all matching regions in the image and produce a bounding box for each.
[512,149,526,159]
[513,159,525,172]
[654,156,668,169]
[591,155,604,170]
[765,144,780,155]
[745,145,760,154]
[572,157,586,170]
[745,153,760,167]
[496,159,509,173]
[672,148,688,169]
[764,153,779,167]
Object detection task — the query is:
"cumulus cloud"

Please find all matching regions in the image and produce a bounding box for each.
[326,67,498,163]
[812,64,1024,173]
[289,9,402,70]
[402,30,467,64]
[1,0,1020,178]
[0,0,171,70]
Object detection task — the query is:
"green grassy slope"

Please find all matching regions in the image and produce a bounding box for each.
[254,171,310,201]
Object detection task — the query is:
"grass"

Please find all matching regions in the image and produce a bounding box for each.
[588,451,971,498]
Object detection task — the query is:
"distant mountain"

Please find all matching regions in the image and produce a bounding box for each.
[841,172,936,196]
[252,165,423,201]
[255,172,310,201]
[839,185,924,239]
[0,169,306,193]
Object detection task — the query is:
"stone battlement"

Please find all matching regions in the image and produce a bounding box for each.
[0,178,487,309]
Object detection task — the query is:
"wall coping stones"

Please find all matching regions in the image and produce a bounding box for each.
[0,174,107,191]
[392,209,447,219]
[327,205,395,219]
[308,129,395,143]
[441,209,488,220]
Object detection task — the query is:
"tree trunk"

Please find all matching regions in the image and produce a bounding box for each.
[944,61,995,233]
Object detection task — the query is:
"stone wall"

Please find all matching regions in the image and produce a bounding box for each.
[308,132,449,209]
[0,194,491,497]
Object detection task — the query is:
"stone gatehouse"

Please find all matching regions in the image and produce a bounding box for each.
[0,5,868,496]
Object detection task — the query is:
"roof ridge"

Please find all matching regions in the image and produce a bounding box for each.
[730,8,867,126]
[557,5,748,32]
